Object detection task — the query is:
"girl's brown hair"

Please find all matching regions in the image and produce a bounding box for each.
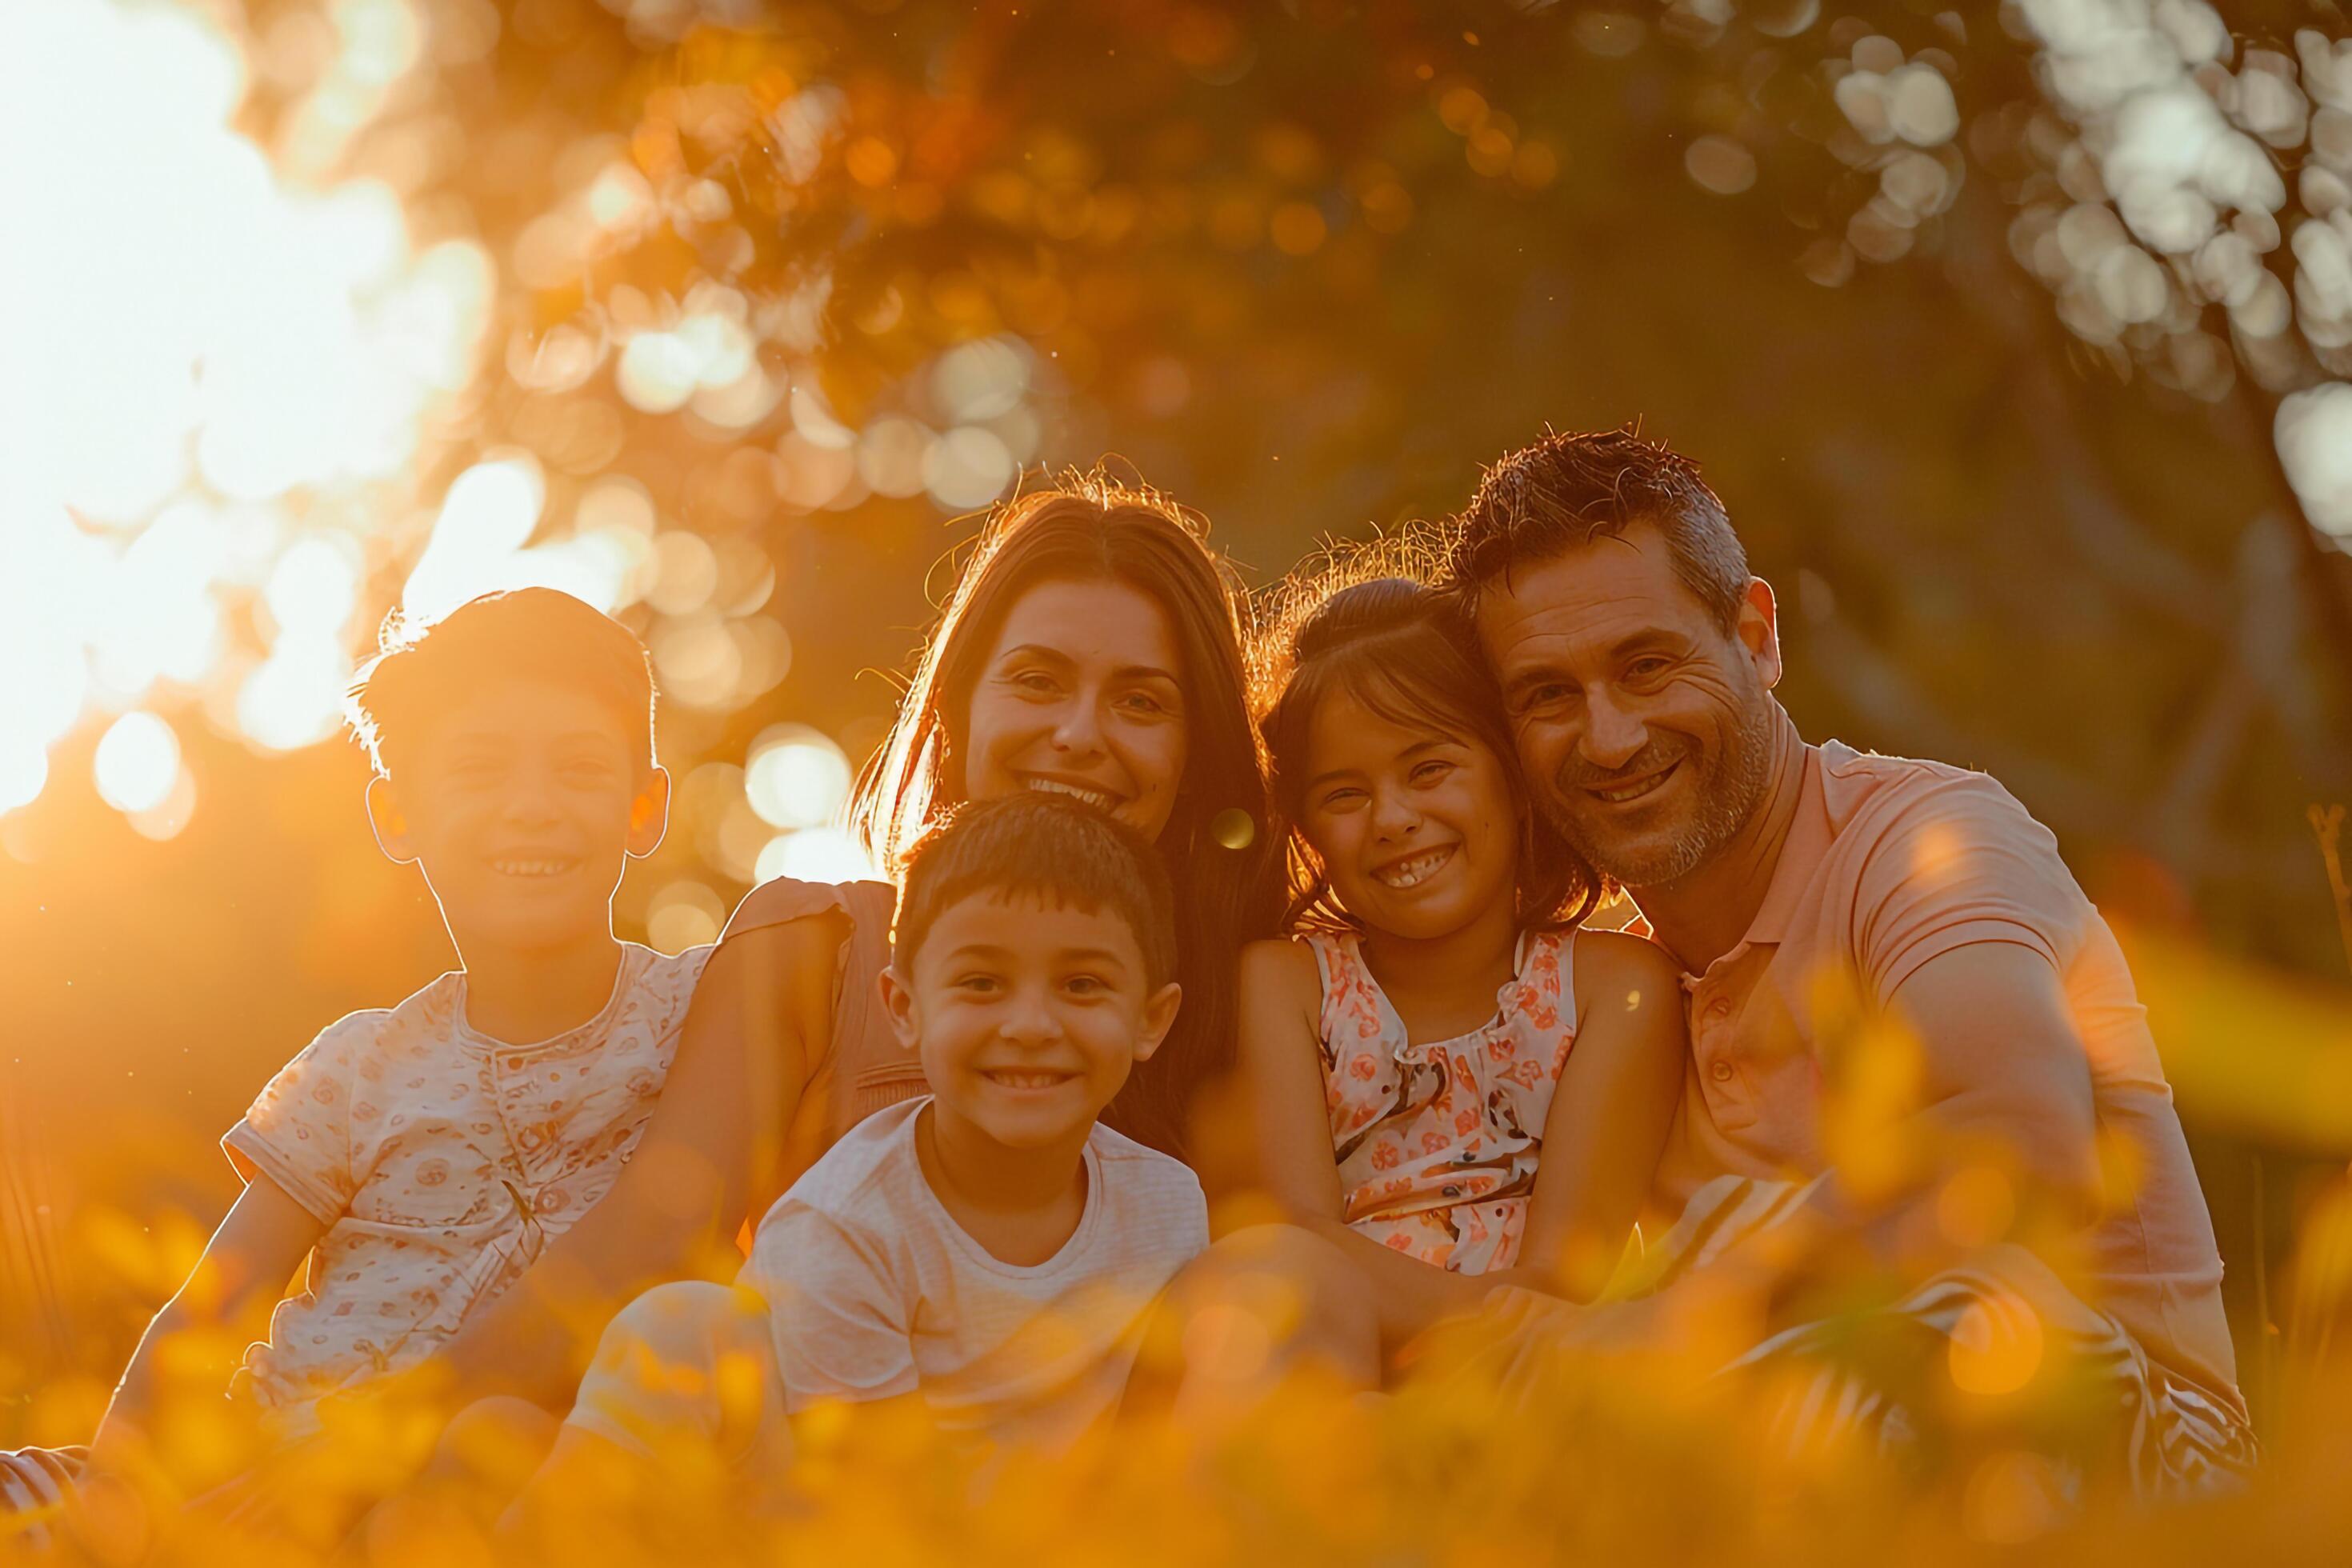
[1252,535,1606,934]
[852,467,1282,1158]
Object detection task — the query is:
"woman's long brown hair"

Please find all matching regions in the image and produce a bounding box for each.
[851,467,1283,1159]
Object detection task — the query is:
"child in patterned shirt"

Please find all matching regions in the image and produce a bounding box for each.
[92,589,707,1471]
[1238,570,1687,1364]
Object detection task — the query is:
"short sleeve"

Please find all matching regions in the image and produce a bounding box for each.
[1850,771,2089,1003]
[221,1014,374,1225]
[744,1202,915,1410]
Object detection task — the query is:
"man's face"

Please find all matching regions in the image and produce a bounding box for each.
[1474,523,1780,890]
[370,680,666,958]
[884,890,1181,1152]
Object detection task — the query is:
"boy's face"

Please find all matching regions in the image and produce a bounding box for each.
[882,890,1181,1151]
[366,679,667,957]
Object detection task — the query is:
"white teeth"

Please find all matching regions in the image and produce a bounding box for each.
[1590,770,1670,805]
[985,1070,1073,1090]
[492,859,573,878]
[1374,847,1453,889]
[1024,779,1117,811]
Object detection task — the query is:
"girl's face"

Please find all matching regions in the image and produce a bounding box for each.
[1298,687,1522,943]
[961,576,1190,842]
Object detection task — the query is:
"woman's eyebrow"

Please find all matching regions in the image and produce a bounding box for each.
[1112,662,1182,684]
[994,642,1076,666]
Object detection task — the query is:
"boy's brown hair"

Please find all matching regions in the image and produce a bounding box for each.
[346,589,658,780]
[893,793,1178,988]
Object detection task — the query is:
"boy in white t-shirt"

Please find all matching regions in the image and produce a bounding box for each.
[510,793,1206,1534]
[87,590,701,1494]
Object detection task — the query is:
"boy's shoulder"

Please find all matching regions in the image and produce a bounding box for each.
[294,971,465,1065]
[614,939,716,1011]
[765,1098,926,1226]
[1085,1121,1206,1202]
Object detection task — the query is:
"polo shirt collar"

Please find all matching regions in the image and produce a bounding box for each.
[1738,724,1830,951]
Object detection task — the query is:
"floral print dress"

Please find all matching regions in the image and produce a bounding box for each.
[1304,929,1577,1274]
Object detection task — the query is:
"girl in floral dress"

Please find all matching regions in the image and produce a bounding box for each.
[1238,569,1687,1357]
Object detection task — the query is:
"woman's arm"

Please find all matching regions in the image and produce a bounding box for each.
[97,1174,326,1453]
[432,917,843,1407]
[1235,940,1490,1351]
[1510,930,1687,1302]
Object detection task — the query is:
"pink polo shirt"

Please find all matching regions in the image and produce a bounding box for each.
[1649,735,2241,1413]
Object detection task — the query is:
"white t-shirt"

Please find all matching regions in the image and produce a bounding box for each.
[742,1098,1207,1449]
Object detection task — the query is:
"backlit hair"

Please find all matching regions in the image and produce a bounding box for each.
[850,466,1281,1157]
[1446,426,1750,634]
[1252,532,1604,932]
[346,589,657,782]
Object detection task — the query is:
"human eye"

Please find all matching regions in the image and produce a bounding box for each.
[1511,681,1571,715]
[1409,757,1457,785]
[952,971,1002,995]
[1004,666,1064,698]
[1316,785,1366,813]
[1063,973,1110,998]
[1623,654,1673,684]
[1114,686,1170,718]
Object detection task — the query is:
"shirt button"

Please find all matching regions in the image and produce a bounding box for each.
[1710,1060,1735,1082]
[1442,1185,1462,1198]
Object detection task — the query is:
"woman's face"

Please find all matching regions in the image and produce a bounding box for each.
[961,577,1190,842]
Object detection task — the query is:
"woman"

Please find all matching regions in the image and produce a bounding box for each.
[431,471,1283,1408]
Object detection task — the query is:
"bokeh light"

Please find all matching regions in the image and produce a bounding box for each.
[92,712,180,816]
[2277,382,2352,537]
[745,726,854,831]
[753,826,879,886]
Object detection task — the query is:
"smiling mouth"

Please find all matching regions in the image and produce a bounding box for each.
[1373,845,1455,889]
[981,1069,1079,1090]
[1584,762,1678,806]
[491,857,581,878]
[1022,777,1122,812]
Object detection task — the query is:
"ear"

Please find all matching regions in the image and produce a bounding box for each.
[1737,577,1782,691]
[626,766,672,858]
[1130,982,1183,1064]
[878,965,922,1053]
[365,777,418,865]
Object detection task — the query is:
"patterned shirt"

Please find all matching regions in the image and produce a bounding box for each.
[222,941,711,1411]
[1304,929,1578,1274]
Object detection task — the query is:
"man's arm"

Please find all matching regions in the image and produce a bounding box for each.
[96,1174,326,1454]
[1552,939,2102,1350]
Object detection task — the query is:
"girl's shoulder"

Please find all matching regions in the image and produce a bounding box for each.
[1566,926,1687,1018]
[1239,933,1325,1000]
[1570,925,1682,975]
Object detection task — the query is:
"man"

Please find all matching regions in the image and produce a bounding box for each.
[1443,427,2251,1492]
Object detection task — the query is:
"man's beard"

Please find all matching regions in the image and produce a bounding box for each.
[1542,683,1776,890]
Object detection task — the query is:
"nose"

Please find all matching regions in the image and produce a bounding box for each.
[1000,983,1065,1046]
[1579,689,1650,773]
[1369,781,1422,840]
[1050,693,1106,757]
[498,765,564,826]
